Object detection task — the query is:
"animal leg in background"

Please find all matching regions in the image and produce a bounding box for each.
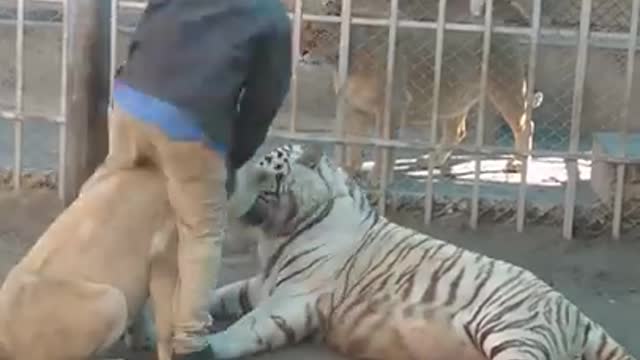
[343,107,371,177]
[436,112,468,171]
[487,76,535,173]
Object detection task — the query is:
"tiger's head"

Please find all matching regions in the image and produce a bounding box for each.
[230,144,354,238]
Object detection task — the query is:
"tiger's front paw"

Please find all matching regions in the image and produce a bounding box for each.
[206,332,241,359]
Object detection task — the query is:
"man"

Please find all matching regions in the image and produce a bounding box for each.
[82,0,291,358]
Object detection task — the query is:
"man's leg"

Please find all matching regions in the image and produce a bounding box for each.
[154,138,226,357]
[80,106,150,195]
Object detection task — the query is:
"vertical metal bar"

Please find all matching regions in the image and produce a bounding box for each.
[562,0,592,240]
[377,0,399,214]
[13,0,25,191]
[58,0,70,201]
[289,0,303,132]
[62,0,112,206]
[334,0,352,166]
[470,0,494,229]
[516,0,541,232]
[611,0,639,240]
[424,0,446,224]
[109,0,119,108]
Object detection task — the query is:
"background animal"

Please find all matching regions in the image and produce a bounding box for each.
[205,143,635,360]
[296,0,544,181]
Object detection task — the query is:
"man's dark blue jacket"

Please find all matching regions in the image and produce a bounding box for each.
[114,0,292,170]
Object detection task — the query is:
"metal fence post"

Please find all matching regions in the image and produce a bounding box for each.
[61,0,112,206]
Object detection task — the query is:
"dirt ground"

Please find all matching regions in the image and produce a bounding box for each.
[0,188,637,359]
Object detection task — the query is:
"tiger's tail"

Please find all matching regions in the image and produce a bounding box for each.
[584,321,636,360]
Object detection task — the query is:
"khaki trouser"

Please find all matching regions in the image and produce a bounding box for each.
[81,105,225,354]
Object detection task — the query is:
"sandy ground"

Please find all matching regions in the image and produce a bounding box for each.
[0,188,637,359]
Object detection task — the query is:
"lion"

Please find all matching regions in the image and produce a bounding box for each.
[0,165,266,360]
[298,0,544,181]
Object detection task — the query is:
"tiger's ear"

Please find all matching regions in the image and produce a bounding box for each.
[296,144,324,169]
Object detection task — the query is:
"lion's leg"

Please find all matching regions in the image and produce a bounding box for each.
[487,82,532,173]
[486,47,534,173]
[370,106,398,187]
[344,107,371,178]
[435,113,468,174]
[5,271,128,360]
[206,296,319,359]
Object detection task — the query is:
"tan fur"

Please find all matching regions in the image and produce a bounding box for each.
[299,0,541,179]
[0,168,178,360]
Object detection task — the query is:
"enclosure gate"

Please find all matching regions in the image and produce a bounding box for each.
[1,0,638,240]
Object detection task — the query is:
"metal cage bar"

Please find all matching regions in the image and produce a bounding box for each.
[2,0,639,235]
[470,0,494,230]
[376,0,400,214]
[424,0,446,225]
[611,0,640,240]
[516,0,542,233]
[13,0,25,191]
[288,0,303,133]
[109,0,119,108]
[281,13,640,50]
[562,0,593,240]
[334,0,352,167]
[58,0,70,201]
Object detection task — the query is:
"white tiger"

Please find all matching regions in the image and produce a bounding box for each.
[208,143,635,360]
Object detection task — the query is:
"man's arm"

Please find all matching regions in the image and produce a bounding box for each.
[228,15,292,170]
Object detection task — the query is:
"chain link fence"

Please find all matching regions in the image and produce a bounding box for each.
[0,0,638,239]
[281,0,640,240]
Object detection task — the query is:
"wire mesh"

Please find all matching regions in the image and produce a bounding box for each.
[0,0,638,238]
